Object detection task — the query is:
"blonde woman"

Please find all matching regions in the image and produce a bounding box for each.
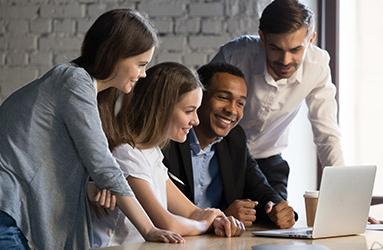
[91,62,245,247]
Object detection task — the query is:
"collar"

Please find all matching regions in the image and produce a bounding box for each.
[263,62,303,87]
[188,128,223,155]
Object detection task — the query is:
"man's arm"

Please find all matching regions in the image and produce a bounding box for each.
[225,152,296,228]
[244,148,284,208]
[305,49,344,167]
[210,46,227,64]
[243,147,296,228]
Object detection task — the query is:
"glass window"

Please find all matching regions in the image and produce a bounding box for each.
[339,0,383,195]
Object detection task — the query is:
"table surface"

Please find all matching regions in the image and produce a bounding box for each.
[97,230,383,250]
[97,205,383,250]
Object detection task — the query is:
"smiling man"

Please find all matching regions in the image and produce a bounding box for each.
[162,63,296,229]
[210,0,344,200]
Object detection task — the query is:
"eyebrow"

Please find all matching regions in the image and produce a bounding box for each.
[216,90,247,100]
[184,105,198,110]
[269,43,303,51]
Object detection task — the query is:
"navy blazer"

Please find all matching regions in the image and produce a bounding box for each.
[162,125,284,221]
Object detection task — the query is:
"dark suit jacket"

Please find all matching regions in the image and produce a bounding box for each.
[162,125,284,221]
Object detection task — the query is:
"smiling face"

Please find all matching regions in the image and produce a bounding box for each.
[195,72,247,148]
[97,46,155,93]
[166,88,203,143]
[261,26,315,81]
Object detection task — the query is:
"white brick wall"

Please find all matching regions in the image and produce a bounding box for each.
[6,52,28,66]
[202,19,223,34]
[0,0,271,102]
[175,17,200,34]
[30,19,52,34]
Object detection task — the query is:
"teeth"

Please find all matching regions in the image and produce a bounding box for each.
[218,116,233,124]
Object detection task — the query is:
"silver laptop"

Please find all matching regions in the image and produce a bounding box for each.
[253,165,376,239]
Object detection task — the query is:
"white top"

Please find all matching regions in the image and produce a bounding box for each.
[91,144,169,248]
[211,35,344,166]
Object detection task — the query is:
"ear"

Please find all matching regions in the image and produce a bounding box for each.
[259,30,265,48]
[309,31,317,44]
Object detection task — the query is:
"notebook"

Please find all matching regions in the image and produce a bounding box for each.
[253,165,377,239]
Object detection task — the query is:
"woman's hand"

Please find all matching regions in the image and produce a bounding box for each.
[144,228,185,243]
[87,181,117,209]
[213,216,245,237]
[86,181,117,217]
[189,208,224,225]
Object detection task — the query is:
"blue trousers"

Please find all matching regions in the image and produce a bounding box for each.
[0,211,29,250]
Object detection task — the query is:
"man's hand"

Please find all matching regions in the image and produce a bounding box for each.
[368,216,383,224]
[213,216,246,237]
[224,199,258,227]
[265,201,295,229]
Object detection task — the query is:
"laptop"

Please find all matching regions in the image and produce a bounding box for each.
[253,165,377,239]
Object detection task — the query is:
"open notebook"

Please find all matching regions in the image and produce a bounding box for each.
[253,165,376,239]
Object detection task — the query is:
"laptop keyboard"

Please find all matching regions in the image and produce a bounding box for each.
[287,229,313,237]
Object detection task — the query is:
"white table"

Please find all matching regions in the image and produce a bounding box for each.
[94,204,383,250]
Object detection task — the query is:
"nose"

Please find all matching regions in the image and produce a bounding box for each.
[280,51,292,65]
[191,112,199,126]
[223,101,238,115]
[139,67,147,78]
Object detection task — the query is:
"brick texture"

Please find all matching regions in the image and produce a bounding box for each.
[0,0,270,101]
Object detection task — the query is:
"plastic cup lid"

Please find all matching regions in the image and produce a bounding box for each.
[303,191,319,198]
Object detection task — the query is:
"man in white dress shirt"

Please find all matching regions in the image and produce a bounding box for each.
[211,0,344,200]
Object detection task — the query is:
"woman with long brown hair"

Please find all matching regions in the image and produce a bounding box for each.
[91,62,245,247]
[0,9,183,249]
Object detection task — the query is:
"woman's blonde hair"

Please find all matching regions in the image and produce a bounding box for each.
[113,62,203,149]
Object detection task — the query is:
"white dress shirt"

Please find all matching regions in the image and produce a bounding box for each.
[211,35,344,167]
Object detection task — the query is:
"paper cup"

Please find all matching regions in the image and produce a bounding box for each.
[304,191,319,227]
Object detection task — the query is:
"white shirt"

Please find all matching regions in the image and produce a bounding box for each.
[91,144,169,248]
[211,35,344,167]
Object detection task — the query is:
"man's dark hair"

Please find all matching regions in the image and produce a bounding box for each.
[197,63,245,89]
[259,0,314,34]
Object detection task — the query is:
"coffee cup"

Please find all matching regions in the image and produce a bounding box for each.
[304,191,319,227]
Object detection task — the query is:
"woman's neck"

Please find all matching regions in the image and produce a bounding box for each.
[96,79,112,93]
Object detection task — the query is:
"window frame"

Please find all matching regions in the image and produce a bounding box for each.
[316,0,340,187]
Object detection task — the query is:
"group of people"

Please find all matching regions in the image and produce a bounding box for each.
[1,0,374,249]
